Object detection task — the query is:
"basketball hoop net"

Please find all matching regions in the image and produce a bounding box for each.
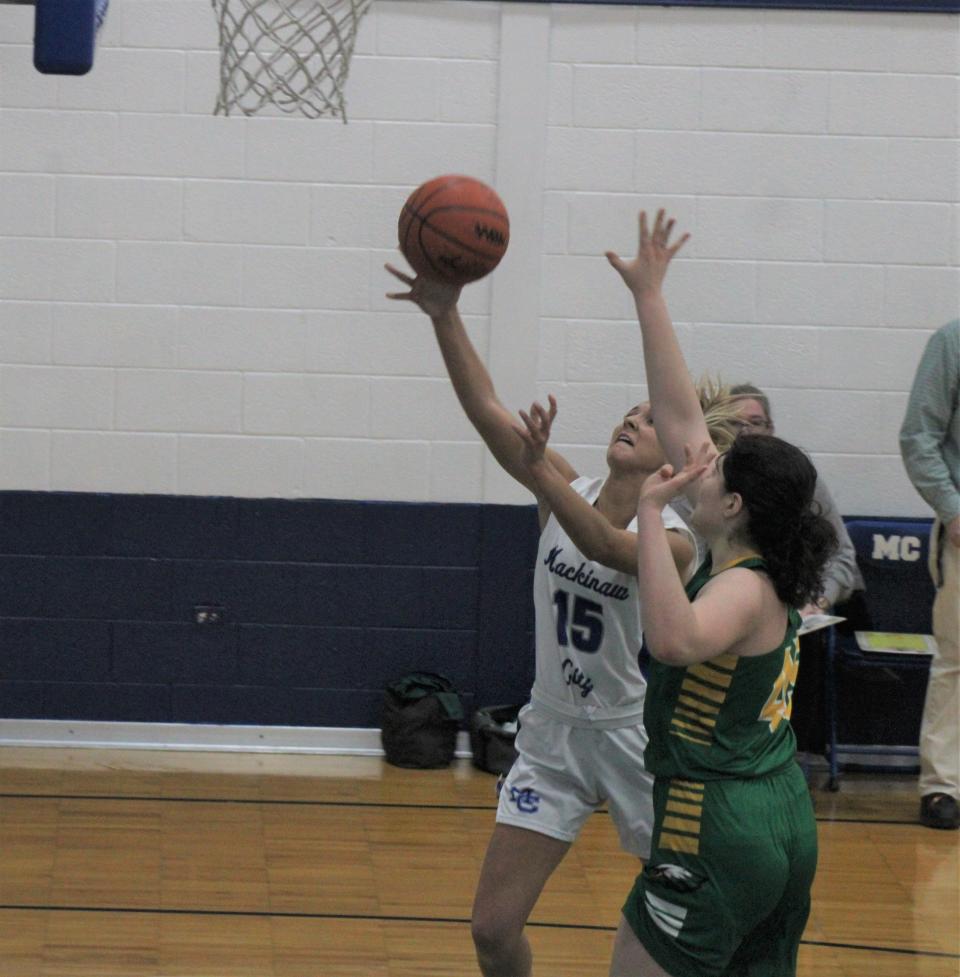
[211,0,371,120]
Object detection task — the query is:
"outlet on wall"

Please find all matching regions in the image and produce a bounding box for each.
[193,605,225,625]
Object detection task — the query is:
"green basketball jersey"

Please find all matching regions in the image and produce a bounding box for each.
[643,555,801,780]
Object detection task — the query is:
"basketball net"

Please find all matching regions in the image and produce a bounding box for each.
[211,0,371,120]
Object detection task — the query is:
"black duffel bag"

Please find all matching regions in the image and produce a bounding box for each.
[469,703,522,775]
[381,672,464,769]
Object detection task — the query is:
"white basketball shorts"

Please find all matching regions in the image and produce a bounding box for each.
[495,703,655,858]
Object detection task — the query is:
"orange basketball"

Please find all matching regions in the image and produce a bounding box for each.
[397,174,510,286]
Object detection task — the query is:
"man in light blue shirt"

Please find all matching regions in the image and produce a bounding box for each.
[900,319,960,831]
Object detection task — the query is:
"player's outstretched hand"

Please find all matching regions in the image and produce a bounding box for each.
[513,395,558,468]
[606,209,689,298]
[385,263,461,319]
[638,441,713,512]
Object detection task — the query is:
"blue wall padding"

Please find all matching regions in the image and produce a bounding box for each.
[0,491,935,736]
[34,0,96,75]
[0,491,539,727]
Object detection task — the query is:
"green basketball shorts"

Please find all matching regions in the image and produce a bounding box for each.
[622,762,817,977]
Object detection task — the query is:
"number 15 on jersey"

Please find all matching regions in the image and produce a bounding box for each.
[553,589,604,653]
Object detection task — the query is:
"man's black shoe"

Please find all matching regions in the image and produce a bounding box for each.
[920,793,960,830]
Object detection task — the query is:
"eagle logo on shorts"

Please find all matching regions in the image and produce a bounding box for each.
[646,863,703,892]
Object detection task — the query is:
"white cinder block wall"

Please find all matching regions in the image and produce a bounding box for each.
[1,1,957,516]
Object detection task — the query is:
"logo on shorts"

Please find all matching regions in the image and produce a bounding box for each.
[646,863,703,893]
[507,786,541,814]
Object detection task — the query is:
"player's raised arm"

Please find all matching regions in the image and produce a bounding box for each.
[385,265,577,508]
[606,210,712,494]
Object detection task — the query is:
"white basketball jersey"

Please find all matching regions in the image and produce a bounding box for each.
[530,477,694,728]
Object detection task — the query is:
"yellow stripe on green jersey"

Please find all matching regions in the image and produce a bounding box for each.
[680,678,727,704]
[678,694,720,716]
[643,555,802,780]
[675,707,717,730]
[688,660,735,688]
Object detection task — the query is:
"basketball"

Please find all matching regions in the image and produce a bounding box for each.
[397,174,510,286]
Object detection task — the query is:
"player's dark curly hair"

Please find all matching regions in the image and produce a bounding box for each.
[721,434,837,608]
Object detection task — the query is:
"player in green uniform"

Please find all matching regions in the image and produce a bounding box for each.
[602,210,837,977]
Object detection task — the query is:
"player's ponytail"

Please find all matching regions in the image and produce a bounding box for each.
[722,435,837,608]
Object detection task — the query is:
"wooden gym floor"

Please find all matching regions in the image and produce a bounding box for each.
[0,747,957,977]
